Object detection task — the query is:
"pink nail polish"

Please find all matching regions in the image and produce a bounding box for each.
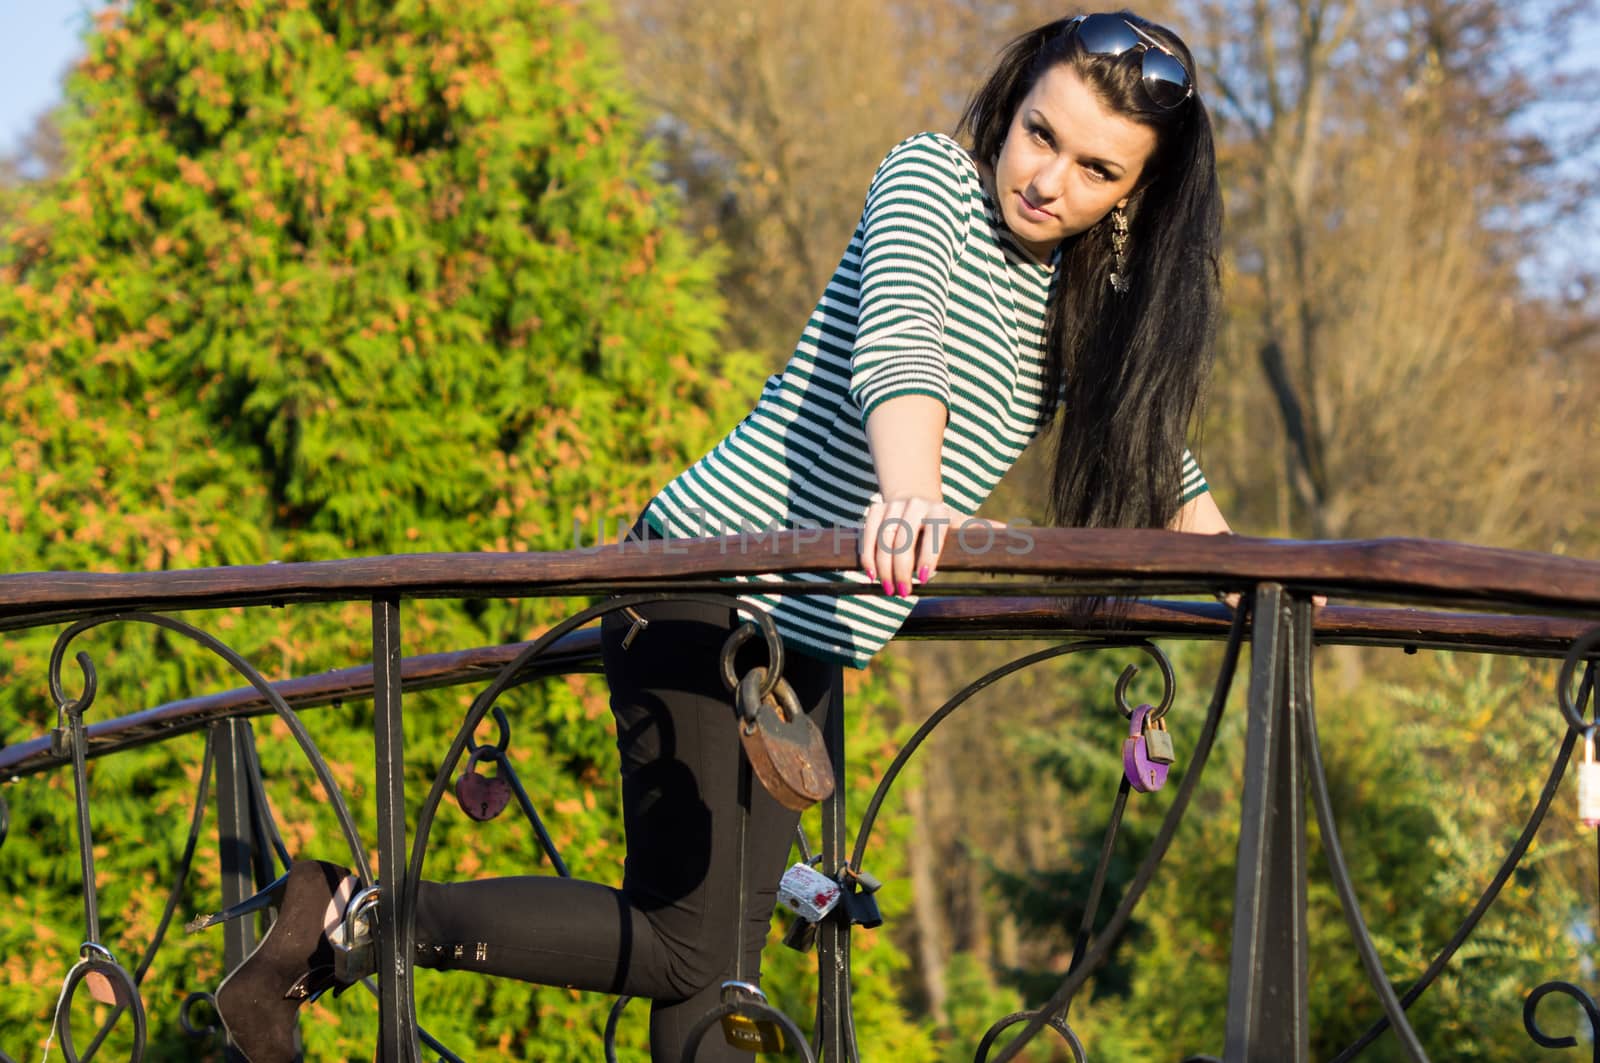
[898,580,910,597]
[917,566,929,582]
[882,579,892,595]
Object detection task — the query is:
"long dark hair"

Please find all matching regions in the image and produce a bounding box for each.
[957,11,1222,530]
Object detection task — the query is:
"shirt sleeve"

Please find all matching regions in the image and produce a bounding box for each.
[1180,448,1210,502]
[847,134,967,421]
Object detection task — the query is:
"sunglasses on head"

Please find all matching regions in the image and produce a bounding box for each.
[1067,13,1194,110]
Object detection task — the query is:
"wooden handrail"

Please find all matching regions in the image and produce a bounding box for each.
[1,532,1598,629]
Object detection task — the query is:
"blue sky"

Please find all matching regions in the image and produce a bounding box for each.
[0,1,105,151]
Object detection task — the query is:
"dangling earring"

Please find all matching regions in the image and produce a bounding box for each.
[1108,205,1130,294]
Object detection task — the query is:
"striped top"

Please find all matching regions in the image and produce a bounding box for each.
[643,132,1208,668]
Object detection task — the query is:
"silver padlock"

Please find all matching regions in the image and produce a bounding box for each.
[1144,715,1175,765]
[777,862,841,923]
[1579,728,1600,828]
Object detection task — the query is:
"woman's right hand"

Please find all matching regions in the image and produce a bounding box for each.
[860,493,952,596]
[859,495,1006,596]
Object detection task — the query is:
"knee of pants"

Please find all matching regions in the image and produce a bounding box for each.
[656,932,743,1002]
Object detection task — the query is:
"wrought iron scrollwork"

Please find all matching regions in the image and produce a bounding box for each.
[178,991,223,1043]
[677,990,819,1063]
[973,1010,1085,1063]
[1330,649,1596,1062]
[986,606,1250,1063]
[603,995,636,1063]
[1524,980,1600,1060]
[42,644,148,1062]
[47,612,373,882]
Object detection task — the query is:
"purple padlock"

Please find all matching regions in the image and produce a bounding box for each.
[1122,704,1169,793]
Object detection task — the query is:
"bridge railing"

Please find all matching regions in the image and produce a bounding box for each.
[1,529,1596,1062]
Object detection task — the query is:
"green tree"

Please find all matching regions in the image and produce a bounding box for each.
[0,0,879,1058]
[1004,651,1587,1062]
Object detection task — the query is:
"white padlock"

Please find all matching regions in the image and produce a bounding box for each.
[777,863,841,923]
[1580,729,1600,829]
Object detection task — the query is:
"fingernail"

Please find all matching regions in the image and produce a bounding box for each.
[897,580,910,597]
[866,568,875,582]
[917,566,929,582]
[882,579,892,595]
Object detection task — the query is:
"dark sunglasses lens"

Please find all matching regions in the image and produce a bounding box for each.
[1074,14,1140,55]
[1141,50,1191,108]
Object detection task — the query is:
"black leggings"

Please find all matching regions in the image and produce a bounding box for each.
[412,595,842,1061]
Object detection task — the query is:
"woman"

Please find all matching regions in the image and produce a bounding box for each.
[202,11,1230,1061]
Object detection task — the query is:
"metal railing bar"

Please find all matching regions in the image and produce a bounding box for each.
[6,602,1593,780]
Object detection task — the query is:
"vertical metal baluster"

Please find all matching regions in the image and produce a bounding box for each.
[816,669,850,1062]
[372,595,418,1062]
[211,719,261,977]
[1224,583,1310,1062]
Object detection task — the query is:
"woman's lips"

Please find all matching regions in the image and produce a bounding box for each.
[1016,192,1053,220]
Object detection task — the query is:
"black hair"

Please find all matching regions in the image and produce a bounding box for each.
[956,11,1222,530]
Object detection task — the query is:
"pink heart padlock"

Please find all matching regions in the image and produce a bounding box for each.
[1122,704,1169,793]
[453,750,512,821]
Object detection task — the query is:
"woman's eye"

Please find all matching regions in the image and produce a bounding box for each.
[1083,164,1110,182]
[1027,125,1051,146]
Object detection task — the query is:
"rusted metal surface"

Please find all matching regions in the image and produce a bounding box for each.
[735,668,834,812]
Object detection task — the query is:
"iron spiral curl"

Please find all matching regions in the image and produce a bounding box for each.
[46,612,373,882]
[1524,980,1600,1057]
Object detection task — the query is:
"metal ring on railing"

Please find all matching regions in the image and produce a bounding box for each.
[972,1009,1085,1063]
[53,947,146,1063]
[1556,627,1600,730]
[676,995,817,1063]
[1114,651,1177,721]
[49,649,99,724]
[718,620,786,703]
[464,705,512,756]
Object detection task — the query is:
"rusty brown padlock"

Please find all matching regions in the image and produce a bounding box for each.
[453,747,512,822]
[735,666,833,812]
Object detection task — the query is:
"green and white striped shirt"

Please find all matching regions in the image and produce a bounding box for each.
[643,132,1208,668]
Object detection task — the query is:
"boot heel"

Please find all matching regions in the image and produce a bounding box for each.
[185,870,291,934]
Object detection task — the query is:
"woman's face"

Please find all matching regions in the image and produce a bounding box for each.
[991,64,1158,261]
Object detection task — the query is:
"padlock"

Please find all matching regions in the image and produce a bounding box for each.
[840,882,883,929]
[718,982,787,1053]
[453,747,512,822]
[777,862,841,923]
[735,668,834,811]
[331,885,380,987]
[1144,714,1176,765]
[1122,704,1170,794]
[782,915,818,953]
[1579,728,1600,828]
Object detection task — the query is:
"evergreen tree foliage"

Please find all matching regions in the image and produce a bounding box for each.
[0,0,926,1058]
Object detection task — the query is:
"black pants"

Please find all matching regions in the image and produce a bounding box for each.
[412,595,842,1061]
